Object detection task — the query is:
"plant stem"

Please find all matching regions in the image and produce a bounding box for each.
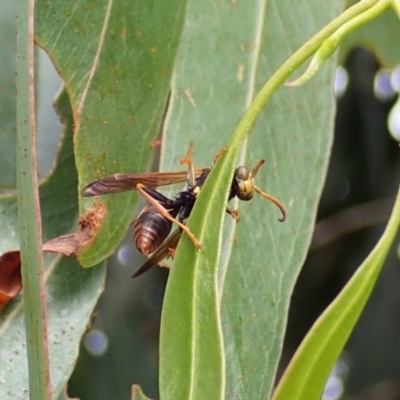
[229,0,379,148]
[16,0,51,398]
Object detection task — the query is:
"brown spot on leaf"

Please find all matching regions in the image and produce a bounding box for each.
[184,89,196,108]
[151,139,162,148]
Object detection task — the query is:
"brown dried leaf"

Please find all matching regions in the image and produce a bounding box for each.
[43,204,106,256]
[0,204,106,310]
[0,250,22,311]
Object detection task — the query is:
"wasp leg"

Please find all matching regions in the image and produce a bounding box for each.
[179,142,197,187]
[136,183,202,250]
[226,205,240,222]
[168,246,177,259]
[180,141,194,166]
[213,145,228,164]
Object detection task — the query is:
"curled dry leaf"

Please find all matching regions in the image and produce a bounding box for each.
[0,204,106,311]
[44,203,106,256]
[0,250,22,311]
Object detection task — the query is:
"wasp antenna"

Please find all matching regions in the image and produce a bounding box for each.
[254,186,287,222]
[250,160,266,179]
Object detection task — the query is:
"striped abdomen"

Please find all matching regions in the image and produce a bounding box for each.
[133,205,174,255]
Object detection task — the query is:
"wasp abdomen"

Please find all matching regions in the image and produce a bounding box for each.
[133,205,174,255]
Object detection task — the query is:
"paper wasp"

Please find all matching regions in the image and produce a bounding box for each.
[82,144,208,256]
[81,144,287,277]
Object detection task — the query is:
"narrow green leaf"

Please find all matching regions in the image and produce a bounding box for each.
[272,187,400,400]
[159,160,228,400]
[16,0,50,397]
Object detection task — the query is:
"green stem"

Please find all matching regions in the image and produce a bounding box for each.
[288,0,391,87]
[229,0,379,149]
[335,0,390,37]
[16,0,51,399]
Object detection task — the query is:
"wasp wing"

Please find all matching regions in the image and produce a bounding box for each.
[82,169,208,197]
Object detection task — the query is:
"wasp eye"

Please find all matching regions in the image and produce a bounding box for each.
[235,166,249,181]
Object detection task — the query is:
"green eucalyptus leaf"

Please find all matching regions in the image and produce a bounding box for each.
[272,188,400,400]
[35,0,189,267]
[159,1,343,399]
